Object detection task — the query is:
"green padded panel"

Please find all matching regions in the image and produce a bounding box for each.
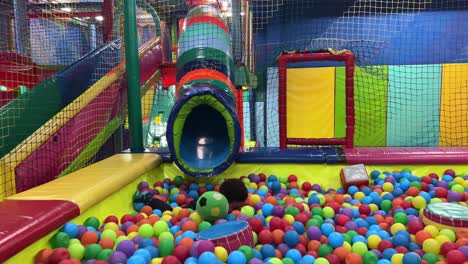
[335,67,346,138]
[0,77,62,157]
[354,66,388,147]
[387,65,441,146]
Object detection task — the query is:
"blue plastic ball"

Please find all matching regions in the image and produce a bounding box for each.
[260,245,276,259]
[328,232,344,248]
[402,252,421,264]
[285,249,302,263]
[144,246,158,258]
[139,238,155,248]
[348,186,359,195]
[199,251,217,263]
[298,255,316,264]
[127,255,146,264]
[61,222,79,238]
[134,248,151,263]
[284,230,300,247]
[228,251,246,264]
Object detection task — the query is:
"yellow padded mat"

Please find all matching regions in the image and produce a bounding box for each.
[7,154,162,213]
[286,67,335,139]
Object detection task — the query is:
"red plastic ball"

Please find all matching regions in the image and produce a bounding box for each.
[326,254,341,264]
[295,213,309,225]
[173,245,190,263]
[249,218,264,233]
[441,242,458,256]
[335,225,347,234]
[436,187,448,198]
[104,215,119,224]
[270,217,284,231]
[359,205,371,215]
[407,221,424,234]
[357,227,368,236]
[259,229,274,244]
[259,173,267,182]
[48,248,70,264]
[132,214,145,223]
[337,215,350,226]
[395,246,408,254]
[295,244,307,255]
[421,176,433,184]
[428,173,439,179]
[121,214,133,224]
[446,250,467,264]
[288,175,298,182]
[378,240,394,252]
[302,182,312,192]
[162,255,182,264]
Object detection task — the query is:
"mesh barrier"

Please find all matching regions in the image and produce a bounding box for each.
[1,0,467,195]
[0,0,160,199]
[254,0,468,148]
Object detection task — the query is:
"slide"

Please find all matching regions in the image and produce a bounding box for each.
[167,3,241,177]
[0,37,163,195]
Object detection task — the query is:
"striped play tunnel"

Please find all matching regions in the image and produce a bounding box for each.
[167,2,241,177]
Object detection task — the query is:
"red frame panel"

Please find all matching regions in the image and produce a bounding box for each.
[277,51,355,149]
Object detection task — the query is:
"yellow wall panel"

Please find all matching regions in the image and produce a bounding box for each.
[440,64,468,146]
[286,67,335,139]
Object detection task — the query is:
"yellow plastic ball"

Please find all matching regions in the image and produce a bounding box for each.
[354,192,366,201]
[172,207,182,216]
[367,235,382,250]
[412,196,427,209]
[422,238,440,255]
[151,257,163,264]
[252,232,258,245]
[127,231,139,240]
[255,244,263,251]
[266,216,273,223]
[104,222,119,231]
[283,214,295,224]
[249,183,258,190]
[162,210,173,216]
[439,229,456,242]
[435,235,451,245]
[214,246,228,262]
[343,241,352,251]
[268,258,283,264]
[391,253,404,264]
[454,177,464,185]
[424,225,439,238]
[161,215,172,222]
[391,223,407,235]
[250,194,261,204]
[189,212,203,225]
[369,204,379,213]
[382,182,394,192]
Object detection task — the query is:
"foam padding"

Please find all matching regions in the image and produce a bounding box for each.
[335,67,346,138]
[237,147,343,163]
[8,154,162,212]
[440,63,468,146]
[286,67,335,139]
[354,66,388,146]
[387,65,441,146]
[0,200,80,263]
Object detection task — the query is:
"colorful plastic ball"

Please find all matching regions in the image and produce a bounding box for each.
[228,250,246,264]
[329,232,344,248]
[214,246,228,262]
[307,226,322,241]
[238,245,254,261]
[412,196,427,209]
[440,229,456,242]
[196,191,229,222]
[83,217,100,230]
[68,243,85,259]
[367,235,382,250]
[284,230,300,246]
[422,239,440,255]
[50,232,70,249]
[315,257,331,264]
[446,250,467,264]
[352,242,368,256]
[362,251,378,264]
[84,244,103,260]
[402,252,421,264]
[422,253,438,264]
[108,251,128,264]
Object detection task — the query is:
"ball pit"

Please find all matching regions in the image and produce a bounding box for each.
[34,168,468,264]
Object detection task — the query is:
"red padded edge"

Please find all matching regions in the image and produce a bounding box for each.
[0,200,80,263]
[344,147,468,164]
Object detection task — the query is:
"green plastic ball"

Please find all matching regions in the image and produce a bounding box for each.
[174,175,185,187]
[381,200,392,212]
[315,257,330,264]
[363,251,378,264]
[311,207,323,217]
[238,245,254,261]
[318,244,333,257]
[83,217,100,230]
[158,239,174,257]
[159,231,174,242]
[198,221,212,232]
[101,229,117,241]
[138,223,154,238]
[196,191,229,222]
[282,257,295,264]
[240,206,255,218]
[68,243,85,259]
[96,248,114,261]
[286,206,300,217]
[153,220,169,237]
[84,243,102,260]
[394,212,408,225]
[422,253,438,264]
[50,232,70,249]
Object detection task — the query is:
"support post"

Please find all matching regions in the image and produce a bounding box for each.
[123,0,144,151]
[103,0,114,42]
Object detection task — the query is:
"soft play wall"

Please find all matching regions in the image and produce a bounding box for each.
[264,64,468,148]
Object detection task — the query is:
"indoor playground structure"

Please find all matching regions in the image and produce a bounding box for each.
[0,0,467,263]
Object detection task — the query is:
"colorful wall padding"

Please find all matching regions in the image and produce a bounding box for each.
[267,63,468,147]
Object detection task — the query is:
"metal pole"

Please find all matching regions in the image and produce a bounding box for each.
[123,0,144,151]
